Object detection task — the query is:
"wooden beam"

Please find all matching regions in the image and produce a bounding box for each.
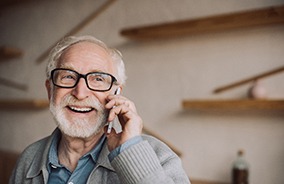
[143,126,182,157]
[36,0,117,64]
[121,5,284,39]
[0,46,23,59]
[213,65,284,94]
[0,77,28,91]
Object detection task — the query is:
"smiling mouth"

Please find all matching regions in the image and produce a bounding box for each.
[67,106,94,113]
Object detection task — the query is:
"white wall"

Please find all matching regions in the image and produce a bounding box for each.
[1,0,284,183]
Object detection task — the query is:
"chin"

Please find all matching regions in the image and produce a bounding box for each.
[49,94,108,138]
[56,115,106,138]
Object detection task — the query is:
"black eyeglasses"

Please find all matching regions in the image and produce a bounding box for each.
[51,68,117,92]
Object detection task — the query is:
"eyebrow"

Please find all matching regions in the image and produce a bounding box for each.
[57,64,107,74]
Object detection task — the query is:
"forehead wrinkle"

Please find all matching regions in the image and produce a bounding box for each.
[57,42,115,75]
[58,63,107,75]
[64,41,112,62]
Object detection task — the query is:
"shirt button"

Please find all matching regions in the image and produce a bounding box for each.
[68,182,74,184]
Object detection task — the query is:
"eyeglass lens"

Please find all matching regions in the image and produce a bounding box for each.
[52,69,114,91]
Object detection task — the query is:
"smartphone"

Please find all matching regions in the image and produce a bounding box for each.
[107,88,121,133]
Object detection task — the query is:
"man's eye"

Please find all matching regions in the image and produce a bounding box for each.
[65,75,75,79]
[94,77,104,82]
[61,74,76,81]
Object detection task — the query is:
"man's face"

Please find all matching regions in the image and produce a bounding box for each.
[46,42,117,138]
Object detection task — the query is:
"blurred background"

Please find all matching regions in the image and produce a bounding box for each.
[0,0,284,183]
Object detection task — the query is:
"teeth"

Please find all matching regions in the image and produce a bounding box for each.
[69,106,92,112]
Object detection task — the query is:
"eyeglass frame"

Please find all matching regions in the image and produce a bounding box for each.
[50,68,118,92]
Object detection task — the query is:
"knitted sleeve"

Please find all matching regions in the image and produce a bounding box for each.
[110,136,190,184]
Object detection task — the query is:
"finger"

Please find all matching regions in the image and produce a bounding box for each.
[106,95,126,107]
[106,98,136,113]
[107,105,132,122]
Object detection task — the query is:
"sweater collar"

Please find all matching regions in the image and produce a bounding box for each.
[25,128,115,180]
[26,128,58,180]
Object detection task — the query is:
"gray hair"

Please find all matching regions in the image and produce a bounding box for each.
[46,35,127,85]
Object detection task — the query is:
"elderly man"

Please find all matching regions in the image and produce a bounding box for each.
[10,35,190,184]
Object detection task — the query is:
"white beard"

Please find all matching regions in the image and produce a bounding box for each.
[49,94,108,138]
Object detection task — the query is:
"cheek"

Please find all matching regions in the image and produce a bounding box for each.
[52,89,70,105]
[52,88,111,106]
[93,92,110,105]
[97,96,108,106]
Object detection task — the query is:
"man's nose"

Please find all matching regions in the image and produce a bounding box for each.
[71,78,91,100]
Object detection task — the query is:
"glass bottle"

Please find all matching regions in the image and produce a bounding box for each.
[232,150,249,184]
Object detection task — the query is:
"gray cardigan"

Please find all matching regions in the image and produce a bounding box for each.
[9,129,190,184]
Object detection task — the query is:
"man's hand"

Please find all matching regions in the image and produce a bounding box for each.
[105,94,143,151]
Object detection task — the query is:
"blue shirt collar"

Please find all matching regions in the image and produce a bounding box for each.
[47,130,106,171]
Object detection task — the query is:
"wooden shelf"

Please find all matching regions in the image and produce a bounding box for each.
[0,46,23,60]
[120,5,284,39]
[0,99,49,109]
[182,99,284,110]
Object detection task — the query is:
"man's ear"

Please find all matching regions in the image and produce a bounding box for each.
[45,80,51,100]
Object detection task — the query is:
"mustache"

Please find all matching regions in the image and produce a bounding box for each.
[61,94,104,110]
